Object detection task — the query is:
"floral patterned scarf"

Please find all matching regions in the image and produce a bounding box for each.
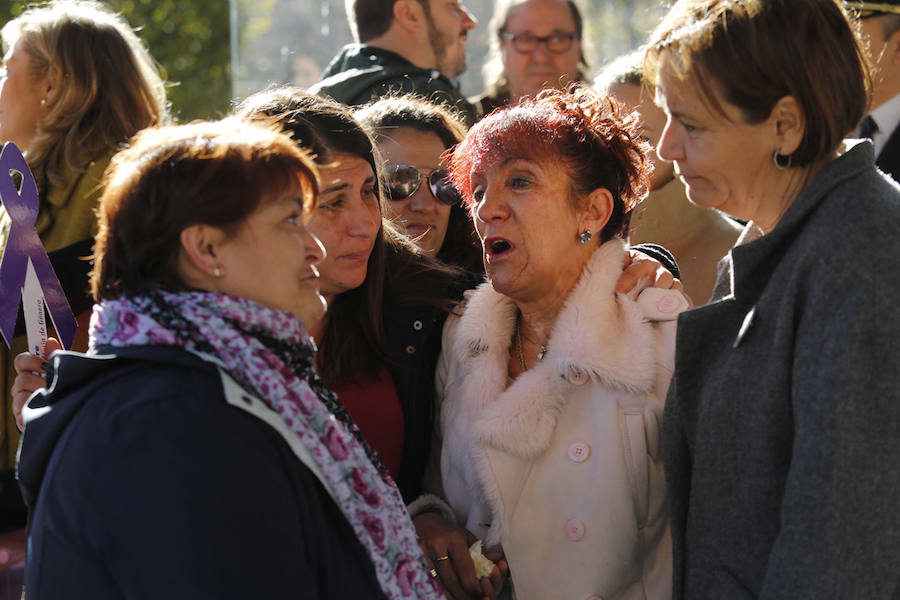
[89,290,441,599]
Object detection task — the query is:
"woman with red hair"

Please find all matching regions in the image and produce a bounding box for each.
[419,85,685,599]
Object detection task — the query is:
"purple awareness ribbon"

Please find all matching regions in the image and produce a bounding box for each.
[0,142,76,350]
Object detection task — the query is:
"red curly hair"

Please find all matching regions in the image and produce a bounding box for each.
[448,84,649,241]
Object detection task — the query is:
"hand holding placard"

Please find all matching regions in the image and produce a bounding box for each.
[0,143,76,354]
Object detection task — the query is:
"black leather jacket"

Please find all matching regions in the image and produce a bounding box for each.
[383,270,484,501]
[310,44,477,126]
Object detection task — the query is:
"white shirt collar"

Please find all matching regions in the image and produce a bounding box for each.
[866,91,900,157]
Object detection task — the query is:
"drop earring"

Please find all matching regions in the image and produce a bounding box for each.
[213,265,222,278]
[578,230,592,244]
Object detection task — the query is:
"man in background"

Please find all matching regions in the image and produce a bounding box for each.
[473,0,587,117]
[851,1,900,181]
[311,0,477,125]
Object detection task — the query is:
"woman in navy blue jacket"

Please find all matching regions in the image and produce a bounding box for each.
[16,118,442,600]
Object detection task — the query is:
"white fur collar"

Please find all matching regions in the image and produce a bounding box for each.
[451,239,663,460]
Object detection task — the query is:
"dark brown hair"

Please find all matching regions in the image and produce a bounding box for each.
[91,118,318,301]
[236,87,460,386]
[644,0,870,167]
[449,84,649,242]
[355,94,483,273]
[346,0,426,42]
[595,49,643,90]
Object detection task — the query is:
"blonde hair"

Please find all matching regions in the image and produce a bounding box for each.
[2,0,168,192]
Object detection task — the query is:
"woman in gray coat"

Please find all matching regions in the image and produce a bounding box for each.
[646,0,900,598]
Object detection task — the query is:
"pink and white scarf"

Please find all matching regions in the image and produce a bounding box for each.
[90,290,442,599]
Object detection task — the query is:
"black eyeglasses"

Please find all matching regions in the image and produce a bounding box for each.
[499,30,579,54]
[382,164,462,206]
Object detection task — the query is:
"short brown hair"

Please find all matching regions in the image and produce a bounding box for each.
[91,118,318,301]
[346,0,426,42]
[644,0,870,167]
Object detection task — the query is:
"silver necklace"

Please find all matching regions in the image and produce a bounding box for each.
[515,313,547,371]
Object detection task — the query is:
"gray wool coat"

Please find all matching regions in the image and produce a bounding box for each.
[664,140,900,600]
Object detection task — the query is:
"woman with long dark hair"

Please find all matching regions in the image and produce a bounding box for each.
[236,89,473,505]
[355,94,484,273]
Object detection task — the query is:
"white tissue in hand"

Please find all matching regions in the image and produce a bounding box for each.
[469,540,494,578]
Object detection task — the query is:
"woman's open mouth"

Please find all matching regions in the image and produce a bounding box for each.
[484,236,515,261]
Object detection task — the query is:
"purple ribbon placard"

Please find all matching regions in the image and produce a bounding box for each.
[0,142,76,353]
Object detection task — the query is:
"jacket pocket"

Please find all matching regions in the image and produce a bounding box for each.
[621,407,649,527]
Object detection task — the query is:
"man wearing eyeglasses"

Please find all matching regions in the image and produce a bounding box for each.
[473,0,588,118]
[850,1,900,181]
[311,0,478,126]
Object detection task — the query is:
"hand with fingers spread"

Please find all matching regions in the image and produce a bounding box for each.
[414,512,505,600]
[11,337,62,431]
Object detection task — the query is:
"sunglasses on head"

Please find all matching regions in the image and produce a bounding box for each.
[382,164,462,206]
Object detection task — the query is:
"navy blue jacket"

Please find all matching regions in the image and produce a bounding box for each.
[18,345,387,600]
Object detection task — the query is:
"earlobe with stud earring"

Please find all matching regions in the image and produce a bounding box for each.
[578,230,592,244]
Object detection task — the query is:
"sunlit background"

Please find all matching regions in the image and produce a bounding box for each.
[0,0,668,121]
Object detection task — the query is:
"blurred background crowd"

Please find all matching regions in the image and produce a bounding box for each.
[0,0,667,121]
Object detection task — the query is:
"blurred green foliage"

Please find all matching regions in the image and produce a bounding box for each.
[0,0,231,121]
